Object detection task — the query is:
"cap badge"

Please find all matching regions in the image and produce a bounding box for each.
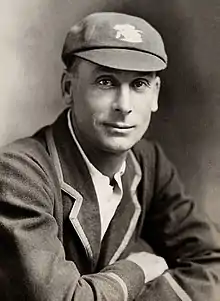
[113,24,143,43]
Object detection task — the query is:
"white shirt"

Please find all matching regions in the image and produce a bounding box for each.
[67,110,126,240]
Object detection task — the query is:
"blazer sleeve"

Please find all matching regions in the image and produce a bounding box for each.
[0,139,145,301]
[139,141,220,301]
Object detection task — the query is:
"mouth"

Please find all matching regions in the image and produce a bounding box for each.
[103,122,135,134]
[104,122,135,128]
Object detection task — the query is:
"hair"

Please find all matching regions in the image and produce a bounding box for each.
[66,56,82,75]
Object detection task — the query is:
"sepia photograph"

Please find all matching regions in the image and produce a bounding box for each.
[0,0,219,300]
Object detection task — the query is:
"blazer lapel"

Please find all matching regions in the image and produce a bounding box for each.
[97,150,142,268]
[45,111,101,266]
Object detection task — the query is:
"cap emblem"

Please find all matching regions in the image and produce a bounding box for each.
[113,24,143,43]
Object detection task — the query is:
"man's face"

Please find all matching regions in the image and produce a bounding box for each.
[67,59,160,154]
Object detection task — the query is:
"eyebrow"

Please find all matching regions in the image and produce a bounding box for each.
[92,65,155,78]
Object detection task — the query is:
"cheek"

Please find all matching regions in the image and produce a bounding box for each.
[133,97,153,121]
[73,91,110,125]
[85,90,113,116]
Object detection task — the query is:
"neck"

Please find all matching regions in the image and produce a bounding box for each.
[82,145,127,179]
[74,134,127,179]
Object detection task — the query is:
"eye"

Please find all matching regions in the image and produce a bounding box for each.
[96,77,115,89]
[132,79,150,91]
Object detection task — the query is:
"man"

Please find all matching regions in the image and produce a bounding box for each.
[0,12,219,301]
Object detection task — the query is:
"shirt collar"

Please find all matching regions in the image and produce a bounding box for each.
[67,109,126,183]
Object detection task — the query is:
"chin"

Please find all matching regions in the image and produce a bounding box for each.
[101,139,138,154]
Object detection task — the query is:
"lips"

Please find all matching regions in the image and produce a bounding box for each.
[103,122,135,129]
[102,122,136,136]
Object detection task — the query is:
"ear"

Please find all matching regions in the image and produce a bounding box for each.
[151,76,161,112]
[61,70,73,105]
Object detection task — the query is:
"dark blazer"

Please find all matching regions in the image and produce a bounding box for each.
[0,110,219,301]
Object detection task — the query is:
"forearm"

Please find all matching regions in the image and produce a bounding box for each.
[0,205,145,301]
[124,247,192,301]
[135,272,189,301]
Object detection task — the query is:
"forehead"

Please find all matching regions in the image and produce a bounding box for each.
[76,58,156,79]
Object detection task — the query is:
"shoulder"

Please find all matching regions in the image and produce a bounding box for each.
[132,138,166,164]
[0,126,54,178]
[0,127,44,156]
[132,138,178,183]
[132,137,155,153]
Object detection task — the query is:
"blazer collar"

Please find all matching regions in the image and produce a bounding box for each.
[45,110,142,267]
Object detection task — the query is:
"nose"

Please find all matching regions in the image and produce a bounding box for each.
[113,84,132,115]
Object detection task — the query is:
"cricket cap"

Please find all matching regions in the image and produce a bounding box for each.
[62,12,167,71]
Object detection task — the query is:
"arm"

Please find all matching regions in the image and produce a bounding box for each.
[0,140,145,301]
[139,142,220,301]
